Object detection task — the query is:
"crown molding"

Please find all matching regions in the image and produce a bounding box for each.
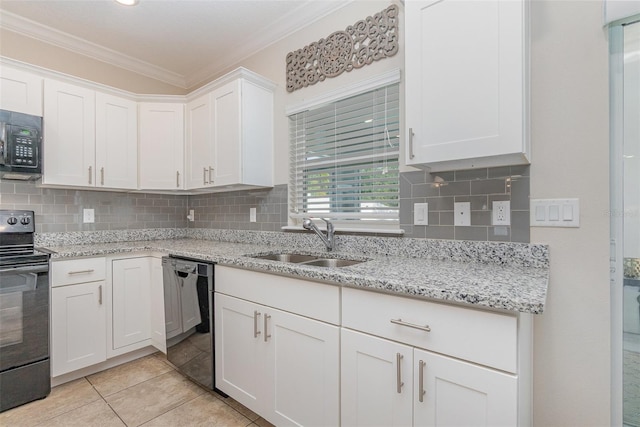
[0,10,188,88]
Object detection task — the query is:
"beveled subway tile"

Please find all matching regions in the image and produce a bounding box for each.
[142,393,250,427]
[87,354,173,397]
[34,399,124,427]
[0,378,101,427]
[105,370,204,427]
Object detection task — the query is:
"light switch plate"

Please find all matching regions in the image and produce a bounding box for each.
[530,198,580,227]
[454,202,471,226]
[250,207,257,222]
[83,208,95,223]
[413,203,428,225]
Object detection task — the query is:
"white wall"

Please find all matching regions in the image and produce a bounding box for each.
[529,1,611,425]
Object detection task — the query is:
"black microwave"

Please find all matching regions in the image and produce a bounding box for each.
[0,109,43,181]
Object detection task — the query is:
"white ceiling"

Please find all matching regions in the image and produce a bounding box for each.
[0,0,351,89]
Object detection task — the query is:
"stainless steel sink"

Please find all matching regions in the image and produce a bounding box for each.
[300,258,365,268]
[249,252,367,268]
[251,253,318,263]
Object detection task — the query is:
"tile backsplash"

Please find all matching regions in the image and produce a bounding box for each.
[400,166,530,242]
[0,181,187,233]
[0,165,530,242]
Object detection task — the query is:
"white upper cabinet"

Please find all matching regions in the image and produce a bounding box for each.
[0,65,43,116]
[42,79,96,187]
[405,0,529,171]
[95,93,138,189]
[138,102,185,190]
[186,93,214,189]
[186,69,274,191]
[43,79,138,189]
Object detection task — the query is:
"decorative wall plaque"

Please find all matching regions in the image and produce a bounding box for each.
[286,4,399,92]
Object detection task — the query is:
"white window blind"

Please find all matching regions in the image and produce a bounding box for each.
[289,83,400,228]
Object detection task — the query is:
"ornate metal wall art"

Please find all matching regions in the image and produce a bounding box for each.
[286,4,399,92]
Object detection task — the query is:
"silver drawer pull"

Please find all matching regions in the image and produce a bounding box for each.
[264,313,271,342]
[418,360,426,402]
[68,269,95,275]
[253,310,261,338]
[396,352,404,394]
[98,284,103,305]
[390,318,431,333]
[176,171,180,188]
[408,128,415,159]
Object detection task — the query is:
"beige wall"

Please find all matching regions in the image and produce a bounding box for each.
[529,1,611,425]
[0,29,187,95]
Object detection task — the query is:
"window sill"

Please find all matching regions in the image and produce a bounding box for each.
[281,226,405,236]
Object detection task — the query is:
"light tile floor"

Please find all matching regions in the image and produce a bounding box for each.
[0,353,275,427]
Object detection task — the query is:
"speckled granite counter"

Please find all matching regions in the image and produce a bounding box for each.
[42,230,549,314]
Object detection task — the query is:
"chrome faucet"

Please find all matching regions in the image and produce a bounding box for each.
[302,218,335,251]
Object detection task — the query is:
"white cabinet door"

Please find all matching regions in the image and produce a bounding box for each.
[95,92,138,189]
[186,94,214,189]
[341,328,414,427]
[413,348,518,427]
[211,80,241,186]
[51,281,106,377]
[139,102,185,190]
[215,293,265,412]
[0,65,43,116]
[265,307,340,427]
[215,292,339,426]
[111,257,151,350]
[405,0,528,171]
[42,79,95,186]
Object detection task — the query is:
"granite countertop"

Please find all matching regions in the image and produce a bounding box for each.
[45,237,549,315]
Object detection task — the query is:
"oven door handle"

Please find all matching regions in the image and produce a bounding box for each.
[0,264,49,274]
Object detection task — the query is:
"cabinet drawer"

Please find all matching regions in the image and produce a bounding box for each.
[52,257,106,286]
[342,287,518,373]
[215,266,340,325]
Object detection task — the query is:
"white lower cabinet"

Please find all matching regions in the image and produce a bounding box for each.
[341,287,527,427]
[51,254,165,378]
[341,329,517,427]
[110,257,152,352]
[51,281,107,377]
[51,258,107,377]
[214,266,340,427]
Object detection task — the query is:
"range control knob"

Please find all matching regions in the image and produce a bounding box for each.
[7,217,18,225]
[20,217,31,225]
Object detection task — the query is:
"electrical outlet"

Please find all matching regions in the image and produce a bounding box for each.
[454,202,471,226]
[492,201,511,226]
[83,208,95,223]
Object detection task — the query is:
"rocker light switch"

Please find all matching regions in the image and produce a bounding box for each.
[414,203,428,225]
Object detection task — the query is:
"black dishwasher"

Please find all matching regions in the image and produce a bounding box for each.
[161,256,225,395]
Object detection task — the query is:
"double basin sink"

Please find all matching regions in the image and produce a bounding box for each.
[249,252,367,268]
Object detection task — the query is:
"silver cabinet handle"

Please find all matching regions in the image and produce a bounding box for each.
[88,166,92,184]
[98,284,103,305]
[203,167,208,184]
[390,318,431,333]
[396,352,404,394]
[264,313,271,342]
[408,128,415,159]
[176,171,180,188]
[253,310,261,338]
[68,269,95,275]
[418,360,426,402]
[208,167,214,184]
[100,167,104,185]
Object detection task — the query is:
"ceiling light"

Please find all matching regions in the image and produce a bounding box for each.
[115,0,139,6]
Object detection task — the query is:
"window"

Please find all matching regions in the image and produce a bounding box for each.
[288,82,400,230]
